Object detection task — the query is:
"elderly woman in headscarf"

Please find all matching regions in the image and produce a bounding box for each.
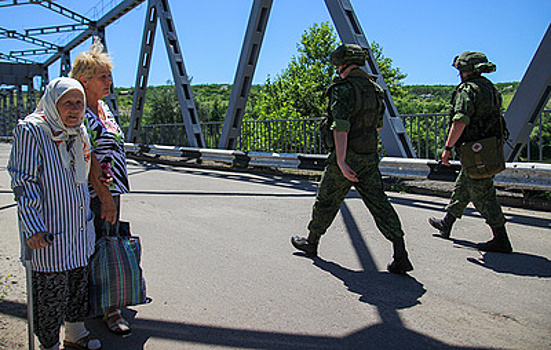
[8,77,116,350]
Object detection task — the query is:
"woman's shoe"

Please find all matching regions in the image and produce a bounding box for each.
[103,309,131,335]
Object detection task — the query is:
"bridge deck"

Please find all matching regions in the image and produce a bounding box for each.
[0,143,549,349]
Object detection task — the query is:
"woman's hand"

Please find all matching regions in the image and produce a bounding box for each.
[101,197,117,225]
[100,164,114,187]
[26,232,52,250]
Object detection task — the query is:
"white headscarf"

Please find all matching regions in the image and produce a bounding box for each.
[22,77,92,184]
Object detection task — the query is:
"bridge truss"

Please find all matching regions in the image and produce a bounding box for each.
[0,1,549,159]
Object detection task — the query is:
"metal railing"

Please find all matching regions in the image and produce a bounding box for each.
[124,143,551,191]
[129,110,550,162]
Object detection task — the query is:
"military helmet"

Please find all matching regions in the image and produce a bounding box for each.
[452,51,496,74]
[330,44,367,67]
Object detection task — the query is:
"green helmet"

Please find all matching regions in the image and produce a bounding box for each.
[452,51,496,74]
[330,44,367,67]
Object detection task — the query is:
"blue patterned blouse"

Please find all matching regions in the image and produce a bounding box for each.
[84,100,129,197]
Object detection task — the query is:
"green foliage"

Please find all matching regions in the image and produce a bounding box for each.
[495,82,520,110]
[519,111,551,162]
[395,85,453,115]
[252,22,338,121]
[193,84,231,122]
[252,22,408,122]
[144,82,181,125]
[369,41,407,97]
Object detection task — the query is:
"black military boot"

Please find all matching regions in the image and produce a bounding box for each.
[387,237,414,274]
[428,213,456,238]
[477,225,513,253]
[291,233,320,257]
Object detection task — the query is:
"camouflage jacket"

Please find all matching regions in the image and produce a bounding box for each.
[450,76,505,144]
[327,68,385,153]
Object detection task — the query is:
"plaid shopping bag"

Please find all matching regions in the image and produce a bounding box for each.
[89,221,148,317]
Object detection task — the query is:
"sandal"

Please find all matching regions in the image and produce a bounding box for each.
[103,309,131,335]
[63,334,102,350]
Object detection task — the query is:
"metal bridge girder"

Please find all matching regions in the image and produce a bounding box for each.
[156,0,204,147]
[128,0,159,143]
[218,0,273,150]
[218,0,416,157]
[504,24,551,162]
[128,0,205,147]
[324,0,416,158]
[43,0,146,67]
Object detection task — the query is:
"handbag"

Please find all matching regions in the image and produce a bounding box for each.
[458,91,507,180]
[89,221,148,317]
[459,136,505,179]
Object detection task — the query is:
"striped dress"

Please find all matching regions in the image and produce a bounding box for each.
[8,122,96,272]
[84,100,129,197]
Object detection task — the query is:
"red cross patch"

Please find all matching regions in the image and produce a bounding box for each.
[472,142,483,152]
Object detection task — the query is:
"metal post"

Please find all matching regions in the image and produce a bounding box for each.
[8,89,15,133]
[0,91,5,136]
[26,80,35,115]
[128,0,158,143]
[16,85,24,124]
[60,51,71,77]
[324,0,416,158]
[218,0,273,150]
[504,24,551,162]
[24,240,35,350]
[156,0,205,147]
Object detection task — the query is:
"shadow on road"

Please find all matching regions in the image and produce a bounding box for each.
[0,300,487,350]
[1,199,489,349]
[467,252,551,277]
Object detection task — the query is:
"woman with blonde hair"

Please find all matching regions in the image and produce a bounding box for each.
[71,37,132,335]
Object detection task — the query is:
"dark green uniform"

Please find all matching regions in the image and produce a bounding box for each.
[308,68,404,241]
[445,76,506,227]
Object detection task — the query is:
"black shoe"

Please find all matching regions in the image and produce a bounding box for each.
[291,235,318,257]
[477,239,512,253]
[477,225,512,253]
[387,256,414,274]
[388,237,414,274]
[429,214,455,238]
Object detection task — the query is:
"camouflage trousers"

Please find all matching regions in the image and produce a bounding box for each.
[445,168,506,227]
[308,151,404,241]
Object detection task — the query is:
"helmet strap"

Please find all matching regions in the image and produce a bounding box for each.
[338,64,350,75]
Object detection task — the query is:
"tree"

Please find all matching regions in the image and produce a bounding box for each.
[143,82,181,125]
[252,22,338,121]
[252,22,408,120]
[369,41,407,97]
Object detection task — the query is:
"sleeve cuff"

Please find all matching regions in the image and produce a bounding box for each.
[452,113,470,125]
[331,119,351,132]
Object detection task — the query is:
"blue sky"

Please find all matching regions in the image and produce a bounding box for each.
[1,0,550,88]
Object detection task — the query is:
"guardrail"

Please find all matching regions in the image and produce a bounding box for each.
[125,143,551,191]
[129,110,550,162]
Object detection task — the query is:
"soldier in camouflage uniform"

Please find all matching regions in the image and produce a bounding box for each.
[429,51,512,253]
[291,44,414,274]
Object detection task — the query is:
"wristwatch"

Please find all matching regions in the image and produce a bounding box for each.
[444,145,453,151]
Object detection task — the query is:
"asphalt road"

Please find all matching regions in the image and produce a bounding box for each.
[0,143,549,349]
